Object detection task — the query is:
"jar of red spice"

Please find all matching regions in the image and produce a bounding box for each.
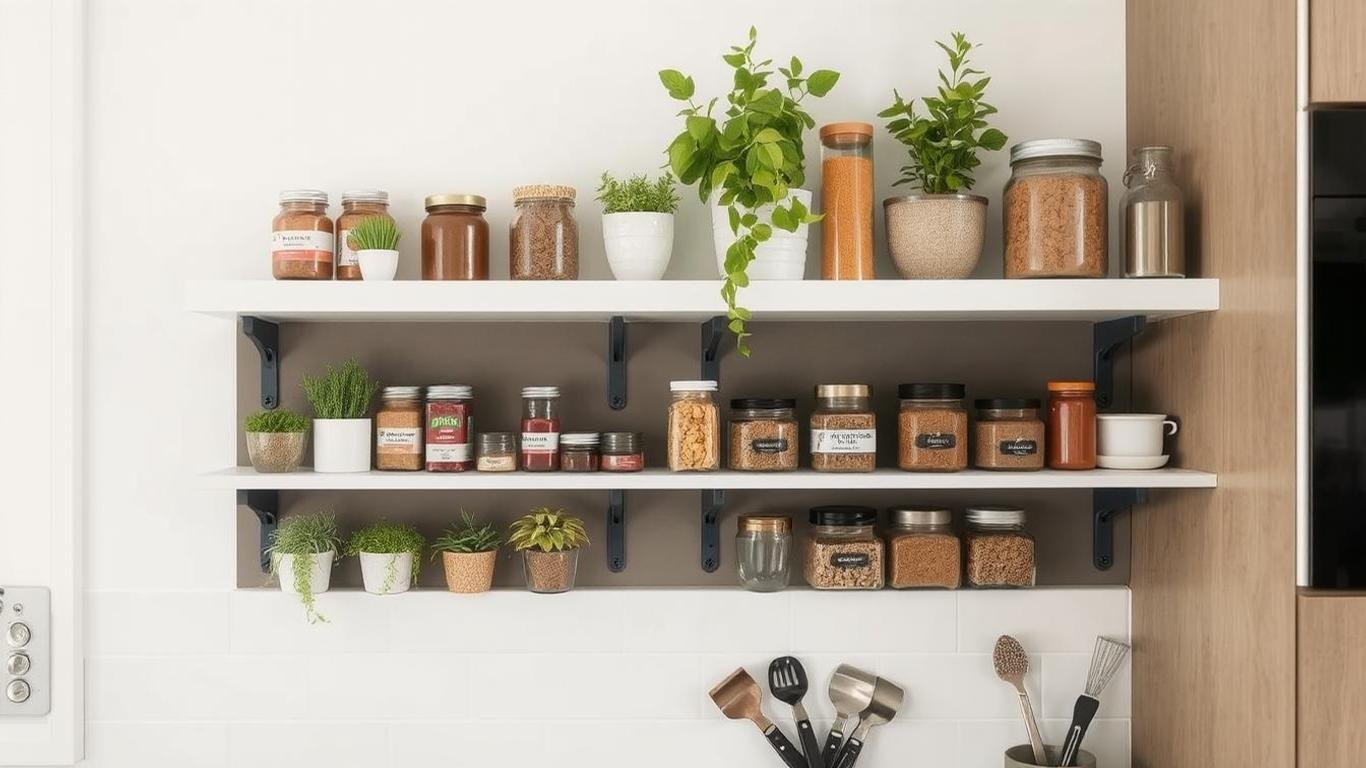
[1046,381,1097,469]
[560,432,600,472]
[425,385,474,472]
[601,432,645,472]
[520,386,561,471]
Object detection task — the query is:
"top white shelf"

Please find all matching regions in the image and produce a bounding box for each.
[185,279,1220,323]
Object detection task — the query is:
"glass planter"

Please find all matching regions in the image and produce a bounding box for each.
[523,549,580,593]
[245,431,307,473]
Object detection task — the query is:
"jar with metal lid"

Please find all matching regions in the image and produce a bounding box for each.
[974,398,1046,471]
[1122,145,1185,278]
[476,432,517,472]
[964,506,1035,588]
[510,184,578,280]
[736,515,793,592]
[668,380,720,471]
[897,383,968,472]
[1046,381,1097,470]
[560,432,600,472]
[820,122,875,280]
[886,507,961,589]
[804,506,884,589]
[729,398,799,471]
[1004,139,1108,278]
[336,189,391,280]
[376,386,423,471]
[271,189,334,280]
[520,386,561,471]
[422,194,489,280]
[425,385,474,472]
[810,384,876,472]
[601,431,645,472]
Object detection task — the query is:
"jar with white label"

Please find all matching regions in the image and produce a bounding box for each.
[375,386,423,471]
[810,384,877,472]
[521,386,561,472]
[336,189,391,280]
[272,189,334,280]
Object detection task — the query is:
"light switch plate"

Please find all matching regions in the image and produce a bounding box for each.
[0,586,50,717]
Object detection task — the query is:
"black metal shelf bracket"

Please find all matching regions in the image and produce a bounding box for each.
[238,489,279,573]
[243,316,281,410]
[1093,488,1146,570]
[701,315,726,384]
[1093,315,1146,410]
[701,488,725,572]
[607,316,627,410]
[607,489,626,573]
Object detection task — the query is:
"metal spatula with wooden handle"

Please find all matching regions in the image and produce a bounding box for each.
[710,667,806,768]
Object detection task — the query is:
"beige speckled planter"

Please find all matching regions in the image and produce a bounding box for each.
[441,550,497,594]
[245,431,307,473]
[884,194,987,279]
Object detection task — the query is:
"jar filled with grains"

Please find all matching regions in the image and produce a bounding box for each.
[510,185,578,280]
[973,398,1046,471]
[476,432,517,472]
[886,507,961,589]
[667,380,720,471]
[422,194,489,280]
[820,122,875,280]
[560,432,600,472]
[897,383,968,472]
[375,386,424,471]
[964,506,1035,588]
[810,384,877,472]
[804,506,884,590]
[729,398,799,471]
[736,514,793,592]
[425,385,475,472]
[601,431,645,472]
[1046,381,1097,470]
[1004,139,1108,278]
[271,189,334,280]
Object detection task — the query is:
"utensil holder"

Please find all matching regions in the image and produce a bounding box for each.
[1004,744,1097,767]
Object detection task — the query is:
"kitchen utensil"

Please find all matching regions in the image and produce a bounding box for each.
[1059,636,1132,767]
[769,656,821,768]
[824,664,877,768]
[993,635,1047,766]
[830,675,904,768]
[709,667,806,768]
[1096,413,1179,457]
[1096,454,1169,470]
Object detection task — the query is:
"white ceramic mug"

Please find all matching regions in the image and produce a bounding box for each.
[1097,413,1178,457]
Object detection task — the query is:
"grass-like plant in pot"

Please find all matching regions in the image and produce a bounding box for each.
[243,409,309,473]
[431,510,503,594]
[348,216,401,281]
[267,510,341,623]
[660,26,838,355]
[879,32,1007,279]
[345,520,425,595]
[301,358,379,473]
[507,506,589,594]
[597,171,680,281]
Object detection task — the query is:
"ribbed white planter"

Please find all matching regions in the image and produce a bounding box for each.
[276,550,334,595]
[603,212,674,280]
[313,418,371,473]
[711,189,812,280]
[359,551,414,595]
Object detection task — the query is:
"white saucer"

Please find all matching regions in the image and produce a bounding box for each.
[1097,454,1169,470]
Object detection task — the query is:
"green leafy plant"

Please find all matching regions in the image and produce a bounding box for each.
[879,32,1007,193]
[347,216,400,250]
[596,172,681,214]
[507,506,589,553]
[660,27,837,355]
[345,520,425,592]
[431,510,503,556]
[301,358,379,419]
[267,511,340,624]
[244,409,308,434]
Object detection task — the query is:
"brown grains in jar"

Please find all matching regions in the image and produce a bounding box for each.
[728,399,799,471]
[973,398,1045,471]
[510,184,578,280]
[272,189,334,280]
[336,190,391,280]
[804,506,884,590]
[964,506,1036,588]
[1003,139,1108,278]
[886,507,961,589]
[810,384,877,472]
[896,383,968,472]
[667,381,720,471]
[375,386,424,471]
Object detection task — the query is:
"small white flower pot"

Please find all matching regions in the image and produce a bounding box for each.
[711,188,812,280]
[312,418,372,473]
[358,249,399,280]
[602,212,674,280]
[276,550,335,595]
[359,551,414,595]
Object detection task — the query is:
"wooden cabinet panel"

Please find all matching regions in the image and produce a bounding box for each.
[1311,0,1366,102]
[1299,594,1366,767]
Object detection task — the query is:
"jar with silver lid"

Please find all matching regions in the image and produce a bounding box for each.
[376,386,424,471]
[886,506,961,589]
[1004,139,1108,278]
[736,515,793,592]
[1122,145,1185,277]
[425,385,474,472]
[964,506,1036,588]
[560,432,600,472]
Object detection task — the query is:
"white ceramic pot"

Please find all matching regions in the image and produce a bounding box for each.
[1096,413,1179,457]
[359,551,414,595]
[603,212,674,280]
[276,550,334,595]
[711,189,812,280]
[312,418,372,473]
[358,249,399,280]
[883,194,987,279]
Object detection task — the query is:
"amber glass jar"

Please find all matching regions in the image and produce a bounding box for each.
[422,194,489,280]
[510,185,578,280]
[375,386,424,471]
[271,189,334,280]
[1047,381,1097,469]
[336,190,391,280]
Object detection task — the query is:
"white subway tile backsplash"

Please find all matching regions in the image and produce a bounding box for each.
[228,591,391,654]
[468,654,700,720]
[388,723,546,765]
[957,587,1130,652]
[791,590,958,653]
[87,591,231,655]
[304,654,469,719]
[86,656,308,721]
[387,590,627,653]
[84,723,230,768]
[622,590,792,652]
[878,653,1042,720]
[860,720,959,768]
[228,723,388,768]
[1040,653,1132,719]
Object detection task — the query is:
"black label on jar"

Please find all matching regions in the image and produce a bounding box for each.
[830,552,871,569]
[751,438,790,454]
[999,439,1039,456]
[915,432,956,450]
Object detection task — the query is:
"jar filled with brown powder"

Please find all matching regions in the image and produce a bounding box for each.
[422,194,489,280]
[336,189,391,280]
[819,122,875,280]
[729,398,799,471]
[271,189,334,280]
[803,505,884,590]
[810,384,876,472]
[974,398,1046,471]
[886,506,961,589]
[897,383,968,472]
[510,185,578,280]
[964,506,1036,588]
[375,386,424,471]
[1004,139,1108,278]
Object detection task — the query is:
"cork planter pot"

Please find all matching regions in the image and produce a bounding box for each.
[711,189,812,280]
[441,550,498,594]
[522,549,580,594]
[358,551,415,595]
[312,418,371,473]
[245,430,307,473]
[603,212,674,280]
[884,193,987,279]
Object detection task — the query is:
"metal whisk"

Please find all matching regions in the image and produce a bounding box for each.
[1058,636,1131,767]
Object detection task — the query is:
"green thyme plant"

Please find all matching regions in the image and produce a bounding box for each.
[344,520,424,592]
[596,172,680,214]
[879,32,1007,193]
[300,358,379,419]
[430,510,503,557]
[660,27,837,356]
[507,506,589,553]
[244,409,308,434]
[347,216,401,250]
[267,511,341,624]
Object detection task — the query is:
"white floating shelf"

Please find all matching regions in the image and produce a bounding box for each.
[185,279,1219,323]
[202,467,1217,491]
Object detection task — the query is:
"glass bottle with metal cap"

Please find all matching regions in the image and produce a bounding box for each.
[886,506,961,589]
[735,514,793,592]
[1122,145,1185,278]
[520,386,562,471]
[422,194,489,280]
[1004,138,1108,278]
[964,506,1035,588]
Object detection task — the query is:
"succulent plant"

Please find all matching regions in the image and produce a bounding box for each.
[507,506,589,553]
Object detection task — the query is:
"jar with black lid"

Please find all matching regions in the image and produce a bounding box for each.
[897,383,968,472]
[601,431,644,472]
[802,505,884,590]
[974,398,1045,471]
[560,432,600,472]
[729,398,799,471]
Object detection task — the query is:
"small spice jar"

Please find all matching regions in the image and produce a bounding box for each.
[375,386,424,471]
[667,380,720,472]
[1004,139,1108,278]
[476,432,517,472]
[560,432,600,472]
[736,514,793,592]
[820,122,875,280]
[974,398,1046,471]
[729,398,799,471]
[425,385,475,472]
[510,185,578,280]
[1046,381,1097,470]
[803,505,884,590]
[520,386,562,472]
[810,384,877,472]
[336,189,391,280]
[964,506,1036,588]
[422,194,489,280]
[271,189,334,280]
[897,383,968,472]
[886,506,961,589]
[601,431,645,472]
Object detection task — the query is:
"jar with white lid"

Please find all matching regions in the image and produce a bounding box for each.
[667,380,720,471]
[336,189,391,280]
[1004,139,1108,278]
[272,189,334,280]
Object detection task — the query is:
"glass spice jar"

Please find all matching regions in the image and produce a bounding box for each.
[560,432,600,472]
[520,386,562,471]
[422,194,489,280]
[886,507,961,589]
[425,385,474,472]
[803,506,884,590]
[510,184,578,280]
[820,122,875,280]
[1047,381,1097,470]
[964,506,1036,588]
[974,398,1046,471]
[810,384,877,472]
[729,398,799,471]
[271,189,334,280]
[667,381,720,472]
[736,514,793,592]
[336,189,391,280]
[601,432,645,472]
[375,386,424,471]
[1004,139,1108,278]
[897,383,968,472]
[476,432,517,472]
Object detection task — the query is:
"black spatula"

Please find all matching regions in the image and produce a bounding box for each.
[769,656,821,768]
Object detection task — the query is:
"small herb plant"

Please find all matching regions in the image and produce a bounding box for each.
[660,27,837,355]
[879,32,1007,194]
[267,511,341,624]
[244,409,308,434]
[301,358,379,420]
[431,510,503,556]
[347,216,401,251]
[596,172,680,214]
[345,520,425,592]
[507,506,589,553]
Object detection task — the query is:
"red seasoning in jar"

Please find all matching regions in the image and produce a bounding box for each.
[601,432,644,472]
[520,386,561,471]
[425,385,474,472]
[1046,380,1097,469]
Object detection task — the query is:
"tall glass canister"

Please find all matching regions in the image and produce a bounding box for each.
[819,122,875,280]
[1122,145,1186,277]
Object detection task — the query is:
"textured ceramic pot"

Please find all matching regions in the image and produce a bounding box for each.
[603,212,674,280]
[884,193,987,279]
[441,550,498,593]
[711,189,812,280]
[245,430,307,473]
[359,551,414,595]
[275,550,334,595]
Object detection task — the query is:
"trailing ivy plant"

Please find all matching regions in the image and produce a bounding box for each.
[347,216,401,251]
[267,510,341,624]
[244,409,308,434]
[507,506,589,553]
[596,172,680,214]
[660,27,838,355]
[879,32,1007,193]
[430,510,503,557]
[345,520,425,593]
[301,358,379,420]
